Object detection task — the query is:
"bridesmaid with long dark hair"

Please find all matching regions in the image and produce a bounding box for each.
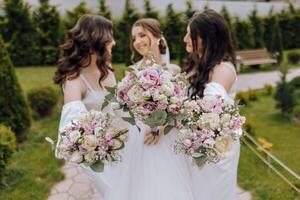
[183,9,240,200]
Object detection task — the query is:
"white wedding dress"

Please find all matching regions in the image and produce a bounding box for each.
[188,62,240,200]
[57,61,240,200]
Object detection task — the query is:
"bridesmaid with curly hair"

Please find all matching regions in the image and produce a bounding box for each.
[53,14,118,197]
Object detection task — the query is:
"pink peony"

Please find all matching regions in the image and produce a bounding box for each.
[173,83,184,97]
[167,104,181,114]
[140,102,157,114]
[139,69,161,89]
[116,90,130,104]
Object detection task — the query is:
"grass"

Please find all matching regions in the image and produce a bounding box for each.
[239,49,300,74]
[0,66,64,200]
[238,90,300,200]
[0,64,128,199]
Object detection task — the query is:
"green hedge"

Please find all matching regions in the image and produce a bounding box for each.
[0,35,31,141]
[0,124,16,184]
[27,86,59,118]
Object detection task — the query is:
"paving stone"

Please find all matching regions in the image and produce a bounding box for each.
[48,193,69,200]
[237,191,252,200]
[74,173,92,184]
[53,179,74,193]
[69,182,91,197]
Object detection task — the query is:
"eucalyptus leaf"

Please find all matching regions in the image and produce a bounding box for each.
[167,118,175,126]
[123,106,129,112]
[122,117,136,125]
[144,110,167,128]
[164,125,173,135]
[175,112,187,121]
[105,86,116,94]
[101,99,109,111]
[90,161,104,172]
[194,156,207,168]
[105,93,115,100]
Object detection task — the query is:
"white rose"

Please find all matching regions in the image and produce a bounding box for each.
[214,135,233,154]
[142,91,151,100]
[221,114,231,127]
[84,151,97,164]
[203,138,216,148]
[69,151,83,164]
[110,102,121,110]
[94,126,104,137]
[161,71,172,80]
[201,113,220,130]
[153,94,168,104]
[170,97,179,104]
[127,85,144,103]
[82,135,97,151]
[224,98,234,106]
[203,95,217,103]
[69,130,81,143]
[161,81,174,96]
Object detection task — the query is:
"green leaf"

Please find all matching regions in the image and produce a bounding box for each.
[175,112,187,121]
[100,99,109,111]
[90,161,104,172]
[194,156,206,168]
[105,93,115,101]
[144,110,167,128]
[164,125,173,135]
[167,118,175,126]
[122,117,136,125]
[123,106,129,112]
[105,86,116,94]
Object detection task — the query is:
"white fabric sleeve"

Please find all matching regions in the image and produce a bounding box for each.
[55,101,87,158]
[203,82,229,99]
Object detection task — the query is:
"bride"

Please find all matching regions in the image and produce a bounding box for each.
[55,15,195,200]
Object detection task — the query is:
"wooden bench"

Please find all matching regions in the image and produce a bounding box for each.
[236,48,278,71]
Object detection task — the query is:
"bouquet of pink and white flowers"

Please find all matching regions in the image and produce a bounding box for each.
[46,110,128,172]
[174,95,246,168]
[103,60,189,134]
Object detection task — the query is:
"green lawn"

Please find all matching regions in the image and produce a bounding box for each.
[238,91,300,200]
[0,64,128,199]
[1,66,299,199]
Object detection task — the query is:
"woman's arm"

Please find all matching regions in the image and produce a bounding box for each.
[210,63,236,92]
[63,77,86,104]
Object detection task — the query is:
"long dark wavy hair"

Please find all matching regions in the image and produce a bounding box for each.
[54,14,114,87]
[130,18,167,63]
[183,9,236,98]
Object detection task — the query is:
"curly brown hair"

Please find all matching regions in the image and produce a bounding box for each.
[130,18,167,63]
[54,14,114,87]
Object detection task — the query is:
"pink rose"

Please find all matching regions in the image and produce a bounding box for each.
[116,90,129,104]
[173,83,184,97]
[139,69,161,89]
[157,102,168,110]
[141,102,157,114]
[167,104,181,114]
[183,139,192,147]
[107,139,115,147]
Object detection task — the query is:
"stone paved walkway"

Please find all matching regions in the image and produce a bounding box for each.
[48,67,300,200]
[237,68,300,92]
[48,162,252,200]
